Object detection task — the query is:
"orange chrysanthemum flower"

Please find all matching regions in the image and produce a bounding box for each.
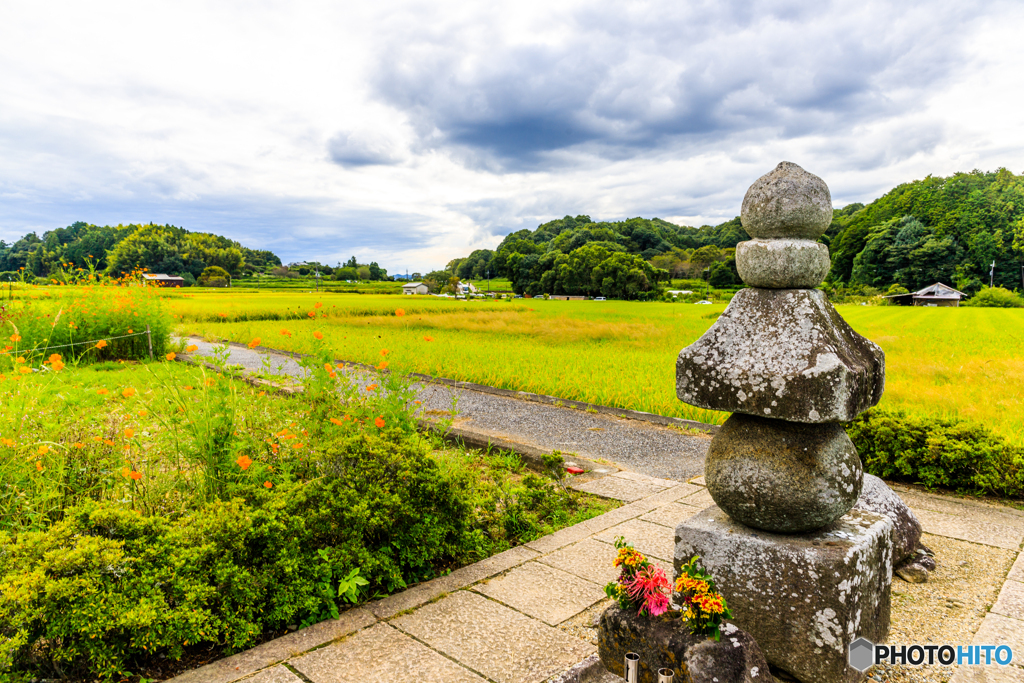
[236,455,253,470]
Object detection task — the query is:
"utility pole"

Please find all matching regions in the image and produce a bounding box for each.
[990,260,996,288]
[487,268,491,293]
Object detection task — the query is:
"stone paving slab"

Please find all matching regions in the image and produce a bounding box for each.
[912,508,1024,550]
[368,545,540,619]
[608,471,680,489]
[639,502,704,528]
[949,664,1024,682]
[1009,553,1024,583]
[993,581,1024,620]
[166,608,376,683]
[593,519,676,562]
[972,613,1024,654]
[571,476,667,502]
[475,562,605,625]
[241,666,305,683]
[539,538,623,586]
[897,489,1024,527]
[291,622,485,683]
[676,487,715,509]
[393,591,595,683]
[526,520,596,553]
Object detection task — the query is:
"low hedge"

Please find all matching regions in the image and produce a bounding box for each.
[848,408,1024,498]
[0,430,473,681]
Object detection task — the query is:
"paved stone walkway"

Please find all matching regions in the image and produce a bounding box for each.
[164,466,1024,683]
[167,339,1024,683]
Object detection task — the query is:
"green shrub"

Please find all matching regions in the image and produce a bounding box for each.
[847,408,1024,497]
[198,266,231,287]
[0,430,473,681]
[964,286,1024,308]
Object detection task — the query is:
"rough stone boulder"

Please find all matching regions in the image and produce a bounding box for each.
[676,288,885,423]
[853,474,935,581]
[598,606,774,683]
[675,506,893,683]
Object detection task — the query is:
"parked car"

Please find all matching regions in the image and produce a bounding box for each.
[593,297,606,301]
[694,300,713,305]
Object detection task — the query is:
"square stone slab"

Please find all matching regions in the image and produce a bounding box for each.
[290,622,484,683]
[676,487,715,509]
[896,489,1024,527]
[1008,553,1024,583]
[993,581,1024,620]
[949,663,1024,682]
[572,476,667,502]
[392,590,594,683]
[475,562,605,625]
[540,538,622,585]
[973,613,1024,654]
[608,471,680,488]
[913,508,1024,550]
[640,503,704,528]
[593,519,675,562]
[242,666,304,683]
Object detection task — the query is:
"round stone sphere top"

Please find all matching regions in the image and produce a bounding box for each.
[741,161,833,240]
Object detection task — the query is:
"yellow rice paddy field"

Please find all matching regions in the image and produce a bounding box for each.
[168,290,1024,445]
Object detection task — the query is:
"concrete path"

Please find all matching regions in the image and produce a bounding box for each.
[164,469,1024,683]
[168,338,1024,683]
[179,337,711,482]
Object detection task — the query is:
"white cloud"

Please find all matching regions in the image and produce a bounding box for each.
[0,0,1022,270]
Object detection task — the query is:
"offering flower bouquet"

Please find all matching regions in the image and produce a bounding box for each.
[604,537,732,641]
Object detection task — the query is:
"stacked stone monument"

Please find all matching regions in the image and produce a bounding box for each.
[674,162,892,683]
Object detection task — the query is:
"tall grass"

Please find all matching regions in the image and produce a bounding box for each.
[173,292,1024,444]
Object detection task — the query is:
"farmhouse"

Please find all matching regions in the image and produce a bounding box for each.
[402,281,429,295]
[884,282,965,307]
[142,273,186,287]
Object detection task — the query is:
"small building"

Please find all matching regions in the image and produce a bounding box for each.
[142,273,186,288]
[402,281,429,295]
[884,282,965,307]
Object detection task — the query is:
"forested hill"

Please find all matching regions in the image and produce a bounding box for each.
[826,168,1024,293]
[0,222,281,282]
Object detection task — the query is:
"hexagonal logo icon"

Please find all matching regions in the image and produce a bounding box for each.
[849,637,875,672]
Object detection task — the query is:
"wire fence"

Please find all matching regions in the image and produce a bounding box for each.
[7,328,156,361]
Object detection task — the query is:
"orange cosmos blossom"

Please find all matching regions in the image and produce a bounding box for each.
[95,340,108,349]
[51,360,65,371]
[247,338,261,349]
[18,367,31,375]
[236,455,253,470]
[313,331,323,340]
[264,481,273,489]
[380,349,389,356]
[14,357,25,364]
[129,470,142,481]
[374,416,385,429]
[314,302,323,309]
[9,334,20,342]
[186,344,198,353]
[166,352,176,361]
[124,428,134,439]
[104,439,115,447]
[424,336,434,342]
[330,417,344,426]
[377,360,388,370]
[0,438,14,447]
[36,461,43,471]
[122,388,136,398]
[97,388,109,395]
[48,353,61,364]
[395,308,405,316]
[307,311,316,318]
[280,329,291,337]
[365,384,377,392]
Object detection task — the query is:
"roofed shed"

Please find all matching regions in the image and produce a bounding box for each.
[884,282,965,307]
[142,273,186,287]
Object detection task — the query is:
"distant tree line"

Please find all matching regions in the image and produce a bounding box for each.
[0,222,280,283]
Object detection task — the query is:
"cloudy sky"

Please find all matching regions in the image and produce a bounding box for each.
[2,0,1022,272]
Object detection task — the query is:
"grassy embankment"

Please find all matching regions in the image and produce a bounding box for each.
[169,291,1024,446]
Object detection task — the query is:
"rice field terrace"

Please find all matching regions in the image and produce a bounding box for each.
[168,290,1024,446]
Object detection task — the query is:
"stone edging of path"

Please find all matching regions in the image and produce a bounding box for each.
[182,335,720,434]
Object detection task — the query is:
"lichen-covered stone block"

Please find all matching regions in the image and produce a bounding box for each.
[597,606,774,683]
[735,238,831,289]
[675,506,893,683]
[676,288,884,423]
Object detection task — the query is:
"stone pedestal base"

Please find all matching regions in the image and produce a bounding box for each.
[597,606,774,683]
[675,506,893,683]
